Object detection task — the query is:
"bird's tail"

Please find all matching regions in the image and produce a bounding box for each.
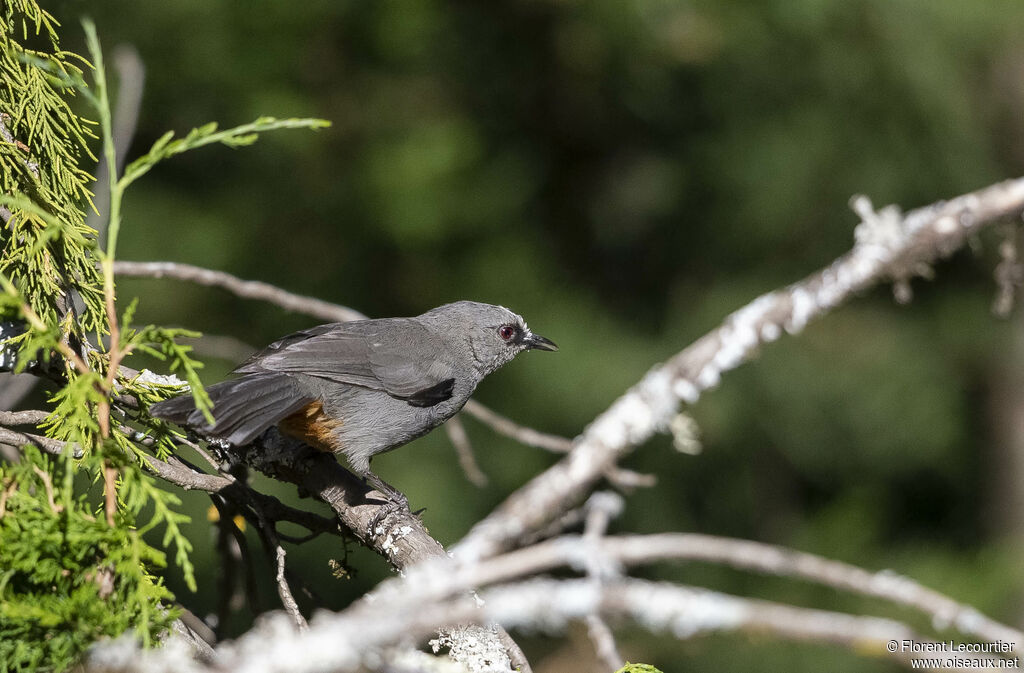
[150,373,312,446]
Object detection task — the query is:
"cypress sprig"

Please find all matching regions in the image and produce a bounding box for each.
[0,5,330,671]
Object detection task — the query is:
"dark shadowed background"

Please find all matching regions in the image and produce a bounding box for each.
[46,1,1024,670]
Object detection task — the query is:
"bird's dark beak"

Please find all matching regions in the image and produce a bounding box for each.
[524,332,558,352]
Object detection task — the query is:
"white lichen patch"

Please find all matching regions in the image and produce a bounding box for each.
[379,525,413,555]
[852,196,904,248]
[786,287,815,334]
[134,368,187,389]
[670,413,702,455]
[714,293,775,374]
[673,378,700,403]
[634,584,747,639]
[934,215,958,235]
[432,626,512,673]
[760,322,781,342]
[695,365,720,389]
[585,369,677,450]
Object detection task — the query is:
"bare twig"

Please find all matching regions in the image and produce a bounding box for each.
[494,629,533,673]
[445,415,488,487]
[463,400,656,495]
[247,485,308,631]
[171,613,216,663]
[584,615,623,672]
[113,261,366,323]
[602,466,657,491]
[208,526,1015,673]
[165,432,221,473]
[31,465,62,513]
[453,178,1024,564]
[992,223,1022,316]
[462,399,573,453]
[582,493,624,670]
[211,496,250,636]
[274,546,307,631]
[241,430,447,568]
[0,426,81,458]
[519,505,589,546]
[583,492,623,541]
[0,478,16,517]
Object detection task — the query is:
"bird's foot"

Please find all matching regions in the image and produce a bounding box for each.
[363,474,412,537]
[367,495,409,537]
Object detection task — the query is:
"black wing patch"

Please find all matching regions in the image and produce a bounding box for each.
[404,378,455,407]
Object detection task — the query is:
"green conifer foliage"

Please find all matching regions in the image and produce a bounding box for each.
[0,4,327,670]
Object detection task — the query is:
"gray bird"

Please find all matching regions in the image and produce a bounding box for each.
[150,301,557,504]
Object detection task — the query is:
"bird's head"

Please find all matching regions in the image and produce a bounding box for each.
[420,301,558,375]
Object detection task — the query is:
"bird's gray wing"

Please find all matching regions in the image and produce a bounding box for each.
[233,322,349,372]
[234,319,456,407]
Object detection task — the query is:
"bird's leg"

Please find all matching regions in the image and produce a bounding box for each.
[363,470,409,509]
[362,469,411,536]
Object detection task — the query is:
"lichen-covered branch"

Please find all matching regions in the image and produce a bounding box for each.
[89,577,1004,673]
[452,178,1024,563]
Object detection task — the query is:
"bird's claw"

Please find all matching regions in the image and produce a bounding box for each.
[361,473,413,537]
[367,496,408,537]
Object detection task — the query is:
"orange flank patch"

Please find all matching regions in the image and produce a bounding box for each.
[279,400,344,453]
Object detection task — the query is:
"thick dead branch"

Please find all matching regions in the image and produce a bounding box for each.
[231,430,522,671]
[452,178,1024,563]
[239,430,447,568]
[90,578,1000,673]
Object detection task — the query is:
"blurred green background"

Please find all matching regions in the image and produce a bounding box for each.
[47,0,1024,670]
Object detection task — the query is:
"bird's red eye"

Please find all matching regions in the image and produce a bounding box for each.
[498,325,516,341]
